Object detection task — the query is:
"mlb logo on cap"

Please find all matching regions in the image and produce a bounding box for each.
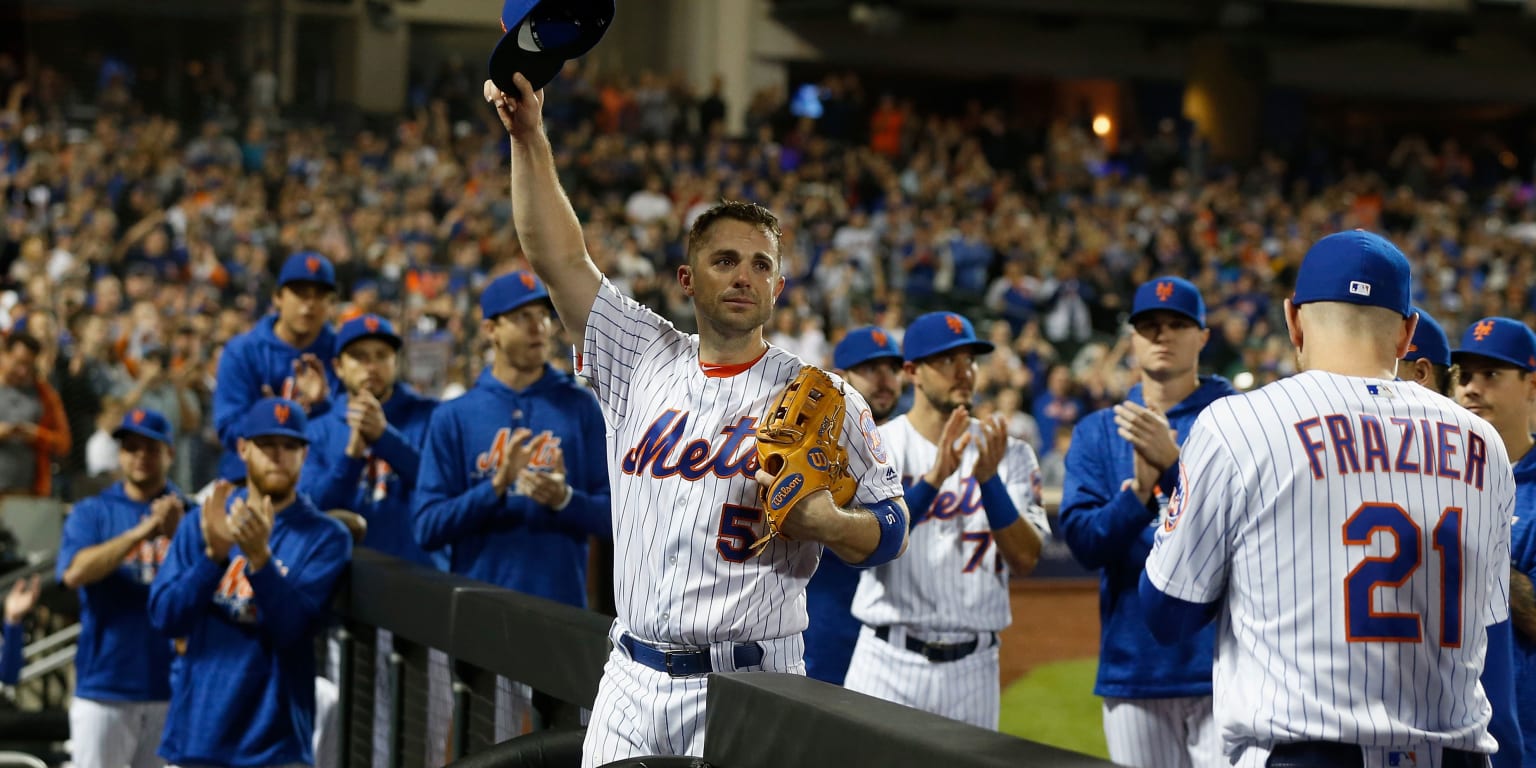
[1451,316,1536,372]
[1292,230,1412,318]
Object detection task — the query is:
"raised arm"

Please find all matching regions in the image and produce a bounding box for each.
[486,75,603,354]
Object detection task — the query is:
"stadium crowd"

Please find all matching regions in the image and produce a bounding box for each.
[1,49,1535,507]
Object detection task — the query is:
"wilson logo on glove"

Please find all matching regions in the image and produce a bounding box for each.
[770,474,804,510]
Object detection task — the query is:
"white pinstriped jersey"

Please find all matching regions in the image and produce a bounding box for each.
[579,278,904,647]
[1145,371,1514,760]
[851,415,1049,633]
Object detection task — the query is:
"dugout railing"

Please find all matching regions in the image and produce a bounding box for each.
[331,549,1119,768]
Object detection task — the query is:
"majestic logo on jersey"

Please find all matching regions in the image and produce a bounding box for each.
[214,555,290,624]
[122,536,171,585]
[620,411,759,481]
[475,429,562,474]
[859,409,888,464]
[1473,319,1495,341]
[769,474,804,510]
[1155,281,1174,301]
[870,330,889,347]
[273,402,291,425]
[944,314,965,335]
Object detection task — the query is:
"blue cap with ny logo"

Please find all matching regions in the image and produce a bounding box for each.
[1130,276,1206,329]
[489,0,614,94]
[1292,230,1412,318]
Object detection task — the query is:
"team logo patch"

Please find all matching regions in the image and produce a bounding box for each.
[273,403,291,424]
[364,316,380,332]
[1163,464,1189,533]
[944,314,965,335]
[1474,319,1495,341]
[859,409,888,464]
[131,409,145,424]
[520,272,537,289]
[807,447,830,472]
[871,330,888,347]
[305,255,320,274]
[769,474,804,510]
[1155,281,1173,301]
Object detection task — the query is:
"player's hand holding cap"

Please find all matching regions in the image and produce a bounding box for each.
[242,398,310,443]
[489,0,615,94]
[902,312,995,363]
[1403,305,1451,367]
[1452,316,1536,372]
[1129,276,1206,328]
[834,326,903,370]
[1292,230,1412,317]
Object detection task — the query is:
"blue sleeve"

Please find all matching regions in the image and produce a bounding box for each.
[213,339,257,456]
[371,426,421,491]
[57,499,100,582]
[0,622,23,686]
[299,421,366,512]
[147,510,226,638]
[412,410,521,551]
[245,525,352,650]
[1483,619,1522,768]
[1138,571,1218,644]
[904,479,939,528]
[1057,420,1159,570]
[553,402,612,539]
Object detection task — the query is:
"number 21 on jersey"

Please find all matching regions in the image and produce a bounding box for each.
[1343,502,1463,647]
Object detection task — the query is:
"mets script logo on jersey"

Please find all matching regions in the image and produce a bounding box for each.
[214,555,291,624]
[474,429,562,476]
[122,536,171,585]
[858,409,888,464]
[621,411,760,480]
[917,476,984,522]
[1155,281,1174,301]
[1473,319,1495,341]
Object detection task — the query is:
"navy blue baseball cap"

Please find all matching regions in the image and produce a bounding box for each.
[336,314,401,352]
[834,326,903,371]
[1452,317,1536,372]
[1402,306,1451,367]
[1292,230,1412,318]
[1129,276,1206,329]
[241,398,310,443]
[480,270,551,319]
[112,407,173,446]
[489,0,614,94]
[277,251,337,292]
[903,312,995,363]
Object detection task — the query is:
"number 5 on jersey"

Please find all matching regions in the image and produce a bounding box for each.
[1343,502,1463,647]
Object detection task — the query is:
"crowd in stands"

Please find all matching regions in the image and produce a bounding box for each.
[2,49,1535,506]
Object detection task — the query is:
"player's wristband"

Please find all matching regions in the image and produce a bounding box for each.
[852,498,906,568]
[978,476,1021,531]
[903,479,939,528]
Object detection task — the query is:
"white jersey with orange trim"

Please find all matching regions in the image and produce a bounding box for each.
[578,277,904,646]
[1144,371,1513,763]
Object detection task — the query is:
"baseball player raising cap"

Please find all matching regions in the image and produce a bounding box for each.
[1142,230,1520,768]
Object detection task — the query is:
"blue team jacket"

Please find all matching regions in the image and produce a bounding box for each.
[213,316,339,481]
[413,365,611,607]
[301,385,437,566]
[1503,444,1536,767]
[1058,375,1236,699]
[57,482,183,702]
[147,489,352,768]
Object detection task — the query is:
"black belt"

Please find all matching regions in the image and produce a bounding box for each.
[1266,742,1488,768]
[618,634,764,677]
[872,626,995,663]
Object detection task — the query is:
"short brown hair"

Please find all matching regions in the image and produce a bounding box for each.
[686,200,782,268]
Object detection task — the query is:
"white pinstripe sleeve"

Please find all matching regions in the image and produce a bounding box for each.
[1144,409,1240,605]
[840,384,905,505]
[1002,437,1050,537]
[578,277,681,425]
[1485,482,1514,626]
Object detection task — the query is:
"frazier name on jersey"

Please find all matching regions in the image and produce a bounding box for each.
[1293,413,1488,489]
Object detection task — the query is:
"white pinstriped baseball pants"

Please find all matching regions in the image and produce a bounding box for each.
[1102,696,1223,768]
[842,624,1001,730]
